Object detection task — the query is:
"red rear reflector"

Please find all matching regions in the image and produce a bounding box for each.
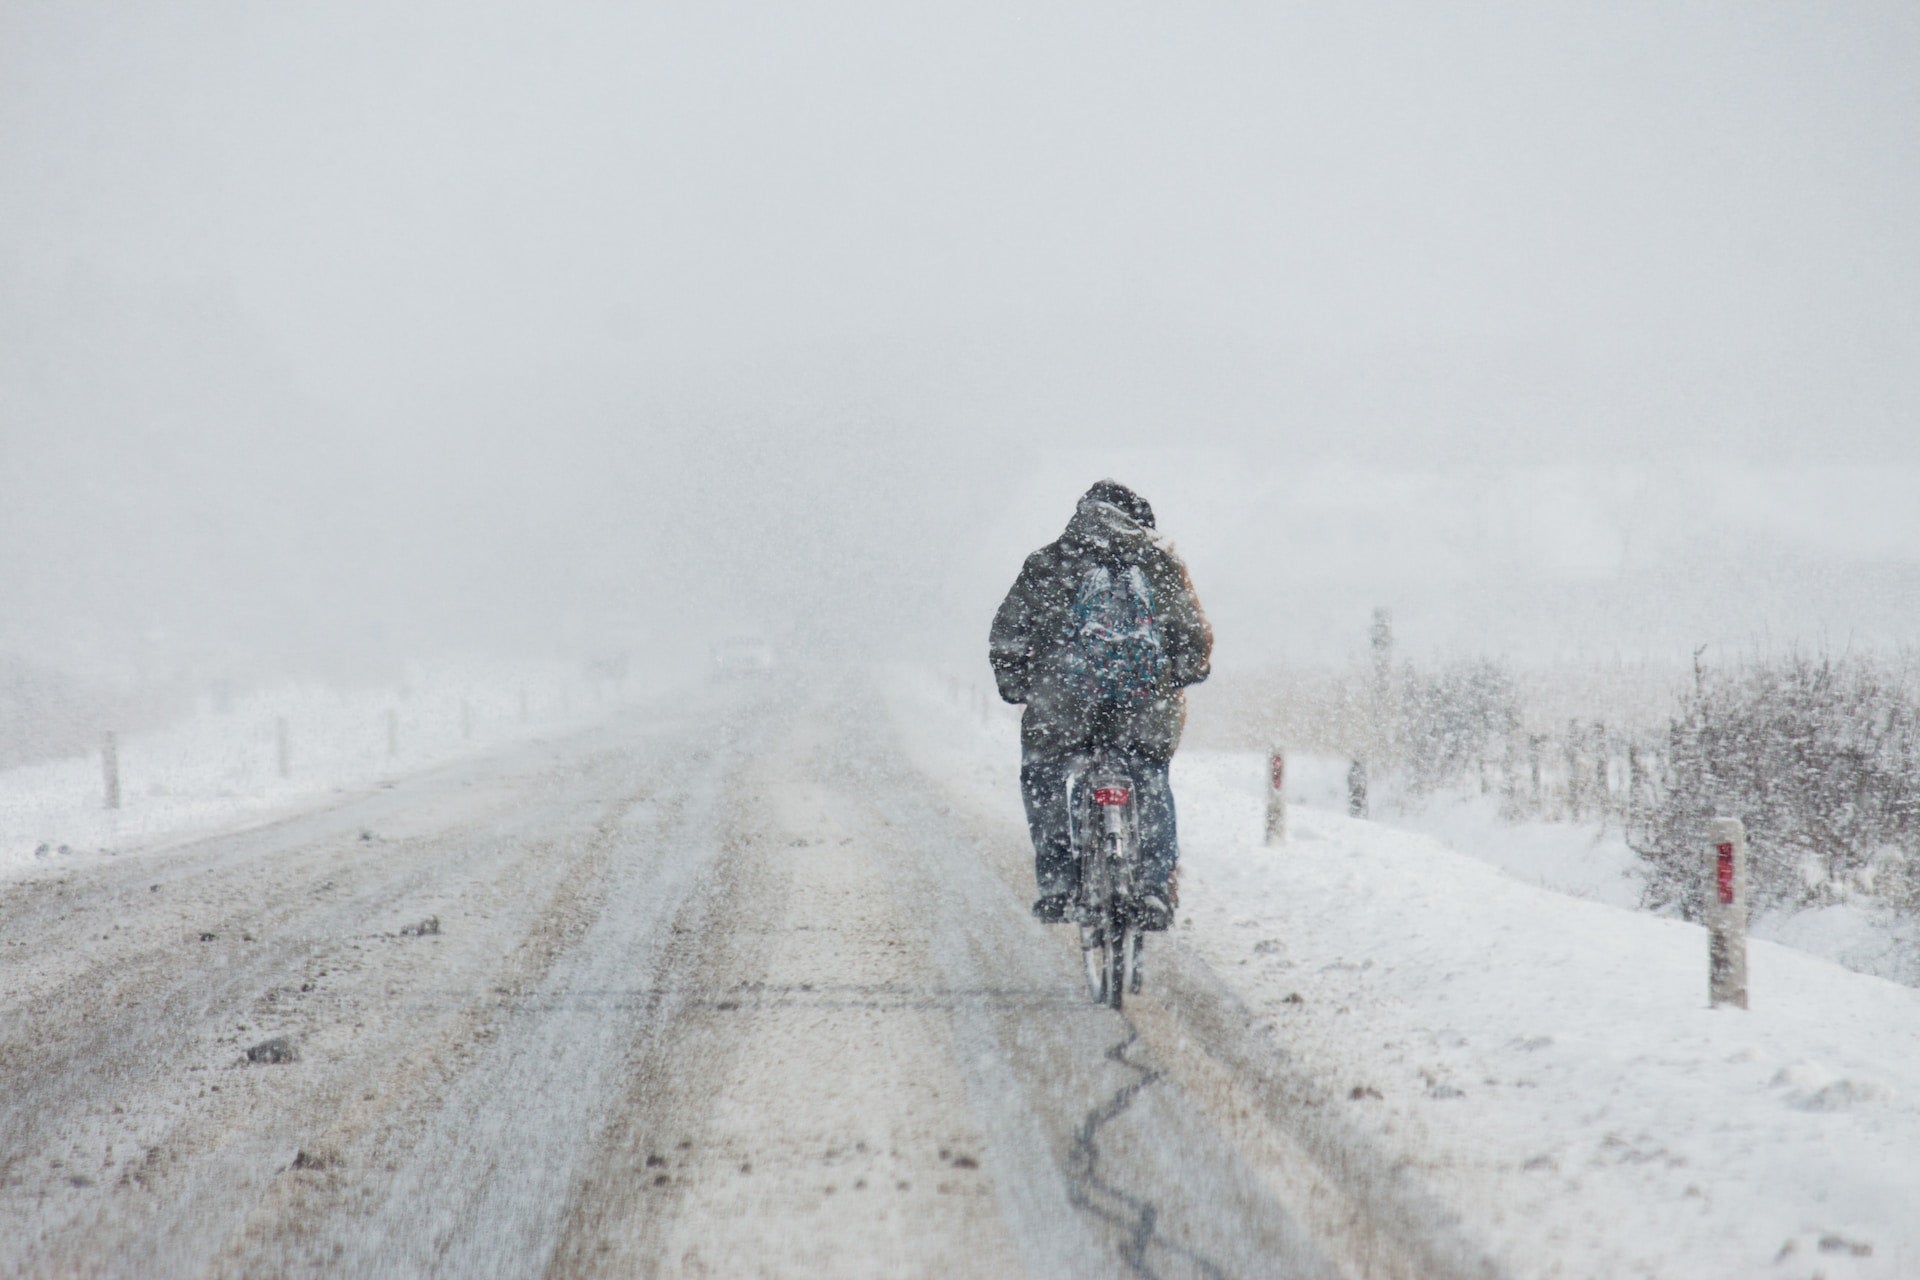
[1716,842,1735,904]
[1094,787,1131,806]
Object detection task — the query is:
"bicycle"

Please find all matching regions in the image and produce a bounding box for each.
[1066,746,1147,1009]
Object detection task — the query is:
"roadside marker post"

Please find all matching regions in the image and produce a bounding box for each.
[102,731,121,810]
[1265,747,1287,845]
[1707,817,1750,1009]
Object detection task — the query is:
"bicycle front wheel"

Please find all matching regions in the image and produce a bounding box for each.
[1103,925,1125,1010]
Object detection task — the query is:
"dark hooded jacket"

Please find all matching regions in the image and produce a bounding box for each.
[989,493,1212,761]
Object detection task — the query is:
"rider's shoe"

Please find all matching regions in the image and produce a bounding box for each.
[1133,892,1173,931]
[1031,892,1071,923]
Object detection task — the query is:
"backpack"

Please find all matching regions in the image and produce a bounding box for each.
[1059,557,1168,706]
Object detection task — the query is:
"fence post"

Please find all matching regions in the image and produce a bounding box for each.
[1593,722,1610,821]
[1529,734,1543,810]
[1707,817,1750,1009]
[102,731,121,810]
[1564,719,1583,820]
[1369,607,1395,762]
[1265,747,1287,845]
[275,716,291,779]
[1627,744,1643,826]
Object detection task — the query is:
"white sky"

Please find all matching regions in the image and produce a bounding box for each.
[3,2,1917,677]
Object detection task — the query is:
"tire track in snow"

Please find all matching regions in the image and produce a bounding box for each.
[316,728,751,1276]
[1065,1027,1229,1280]
[549,730,1031,1278]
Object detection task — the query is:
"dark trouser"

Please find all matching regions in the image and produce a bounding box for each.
[1021,746,1177,898]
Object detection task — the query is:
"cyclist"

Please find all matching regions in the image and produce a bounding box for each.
[989,480,1212,930]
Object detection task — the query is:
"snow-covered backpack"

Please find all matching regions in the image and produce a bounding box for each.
[1059,557,1168,706]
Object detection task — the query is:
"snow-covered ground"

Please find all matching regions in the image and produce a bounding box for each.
[918,675,1920,1279]
[1756,904,1920,991]
[1352,769,1645,911]
[0,658,661,882]
[11,664,1917,1278]
[1332,756,1920,990]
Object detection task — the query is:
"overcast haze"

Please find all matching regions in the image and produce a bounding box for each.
[5,2,1919,688]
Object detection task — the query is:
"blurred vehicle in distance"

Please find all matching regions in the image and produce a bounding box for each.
[711,637,775,677]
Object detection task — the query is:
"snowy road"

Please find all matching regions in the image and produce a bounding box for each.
[0,679,1493,1279]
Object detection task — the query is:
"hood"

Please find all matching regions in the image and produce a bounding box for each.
[1062,496,1168,560]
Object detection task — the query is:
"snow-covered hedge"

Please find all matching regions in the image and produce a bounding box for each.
[1636,653,1920,918]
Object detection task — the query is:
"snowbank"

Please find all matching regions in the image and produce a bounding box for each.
[1175,755,1920,1278]
[908,672,1920,1279]
[1285,750,1920,987]
[1212,749,1646,909]
[0,658,656,881]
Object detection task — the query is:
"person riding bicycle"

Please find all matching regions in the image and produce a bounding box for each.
[989,480,1212,930]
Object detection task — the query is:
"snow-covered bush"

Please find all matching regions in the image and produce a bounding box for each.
[1635,653,1920,918]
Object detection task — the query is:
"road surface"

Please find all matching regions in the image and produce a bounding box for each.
[0,678,1497,1278]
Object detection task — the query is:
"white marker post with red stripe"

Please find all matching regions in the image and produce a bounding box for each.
[1265,747,1286,846]
[1707,817,1749,1009]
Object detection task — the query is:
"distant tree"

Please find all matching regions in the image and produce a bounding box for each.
[1399,659,1524,794]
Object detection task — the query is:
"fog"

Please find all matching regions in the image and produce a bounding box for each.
[6,2,1919,703]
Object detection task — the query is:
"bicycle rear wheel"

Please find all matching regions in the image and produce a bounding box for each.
[1103,924,1125,1010]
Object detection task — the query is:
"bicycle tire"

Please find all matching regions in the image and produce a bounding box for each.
[1104,924,1125,1010]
